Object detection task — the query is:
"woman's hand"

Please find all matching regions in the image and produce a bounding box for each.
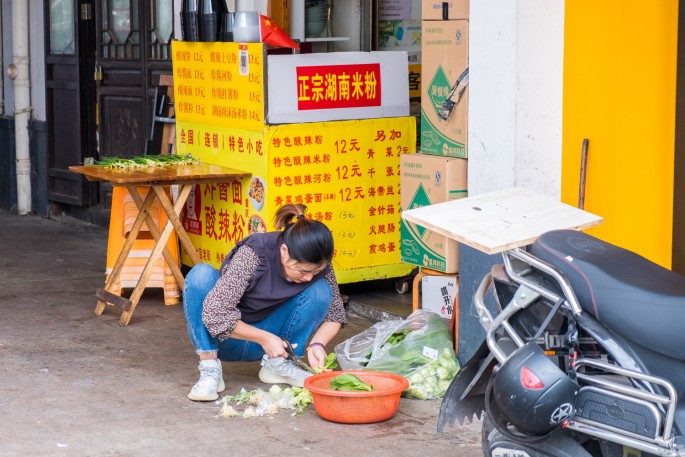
[307,344,328,371]
[260,332,289,358]
[231,321,289,358]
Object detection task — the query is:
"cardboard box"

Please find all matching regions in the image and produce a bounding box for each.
[422,0,469,20]
[421,20,468,158]
[400,153,467,272]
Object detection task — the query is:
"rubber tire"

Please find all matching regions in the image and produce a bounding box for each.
[394,279,411,294]
[482,415,593,457]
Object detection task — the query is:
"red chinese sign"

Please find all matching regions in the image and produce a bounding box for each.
[296,64,382,111]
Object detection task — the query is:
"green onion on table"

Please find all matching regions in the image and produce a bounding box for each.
[92,154,198,169]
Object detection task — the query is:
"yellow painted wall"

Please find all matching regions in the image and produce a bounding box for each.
[562,0,678,267]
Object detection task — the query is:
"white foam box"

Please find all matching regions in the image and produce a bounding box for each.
[420,274,457,320]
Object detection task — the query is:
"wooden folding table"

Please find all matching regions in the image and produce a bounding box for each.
[69,163,250,326]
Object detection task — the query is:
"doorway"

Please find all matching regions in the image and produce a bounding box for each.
[94,0,174,210]
[45,0,98,206]
[45,0,174,214]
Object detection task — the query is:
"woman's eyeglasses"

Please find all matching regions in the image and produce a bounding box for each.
[283,262,327,275]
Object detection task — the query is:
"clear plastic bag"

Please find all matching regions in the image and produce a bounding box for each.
[334,310,459,399]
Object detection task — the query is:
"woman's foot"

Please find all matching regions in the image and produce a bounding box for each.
[188,359,226,401]
[258,356,312,388]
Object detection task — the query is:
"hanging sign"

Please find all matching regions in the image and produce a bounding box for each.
[267,51,409,124]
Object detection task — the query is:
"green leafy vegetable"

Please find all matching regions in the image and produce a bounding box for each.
[360,330,413,367]
[386,329,411,346]
[226,388,257,405]
[314,352,339,374]
[291,387,313,412]
[92,154,198,169]
[219,385,314,417]
[330,373,375,391]
[402,347,460,399]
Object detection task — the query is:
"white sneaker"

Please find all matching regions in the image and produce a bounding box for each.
[258,355,312,388]
[188,359,226,401]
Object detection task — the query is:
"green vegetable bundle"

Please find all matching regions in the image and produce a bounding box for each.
[92,154,198,169]
[334,310,460,400]
[330,373,375,391]
[397,347,459,400]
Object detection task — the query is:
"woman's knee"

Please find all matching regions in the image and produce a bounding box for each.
[304,278,333,307]
[185,263,220,293]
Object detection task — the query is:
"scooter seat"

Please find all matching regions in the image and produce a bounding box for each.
[529,230,685,361]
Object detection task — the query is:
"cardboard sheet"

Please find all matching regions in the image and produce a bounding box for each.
[401,187,603,254]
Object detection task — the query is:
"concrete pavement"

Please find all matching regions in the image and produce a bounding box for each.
[0,210,482,457]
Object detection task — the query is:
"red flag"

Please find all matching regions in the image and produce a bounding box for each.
[259,15,300,50]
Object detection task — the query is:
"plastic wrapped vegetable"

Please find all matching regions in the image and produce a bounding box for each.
[334,310,459,399]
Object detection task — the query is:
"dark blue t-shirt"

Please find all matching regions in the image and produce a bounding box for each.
[220,231,330,322]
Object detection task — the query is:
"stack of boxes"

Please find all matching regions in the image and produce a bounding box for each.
[400,0,469,321]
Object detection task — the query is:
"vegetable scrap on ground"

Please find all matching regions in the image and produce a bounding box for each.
[217,385,313,418]
[217,353,337,419]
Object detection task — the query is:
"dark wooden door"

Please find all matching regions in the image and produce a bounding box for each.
[95,0,174,206]
[45,0,98,205]
[95,0,174,158]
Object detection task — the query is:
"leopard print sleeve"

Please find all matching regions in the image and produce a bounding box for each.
[201,245,259,341]
[323,268,347,326]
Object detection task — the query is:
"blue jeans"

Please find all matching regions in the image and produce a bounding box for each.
[183,263,332,361]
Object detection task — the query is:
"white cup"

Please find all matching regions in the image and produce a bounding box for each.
[232,11,261,43]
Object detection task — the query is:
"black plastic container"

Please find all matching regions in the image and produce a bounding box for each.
[181,0,199,41]
[199,0,218,42]
[219,12,234,42]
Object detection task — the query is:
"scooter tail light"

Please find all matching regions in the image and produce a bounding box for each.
[521,366,545,389]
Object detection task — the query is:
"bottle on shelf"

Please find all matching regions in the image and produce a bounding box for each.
[199,0,219,42]
[181,0,199,42]
[219,12,235,42]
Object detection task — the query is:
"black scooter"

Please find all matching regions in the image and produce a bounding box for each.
[438,229,685,456]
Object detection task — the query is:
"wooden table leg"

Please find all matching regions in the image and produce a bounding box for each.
[118,185,194,326]
[152,184,201,265]
[95,187,156,316]
[127,185,185,288]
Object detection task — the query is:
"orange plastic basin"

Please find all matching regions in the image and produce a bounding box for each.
[304,370,409,424]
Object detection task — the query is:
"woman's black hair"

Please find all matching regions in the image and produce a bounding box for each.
[274,204,334,265]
